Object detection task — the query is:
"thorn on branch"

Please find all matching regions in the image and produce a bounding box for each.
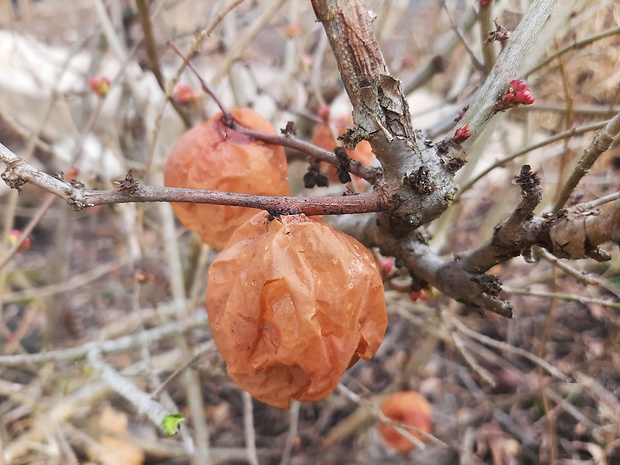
[486,20,510,46]
[114,170,140,195]
[403,166,436,194]
[70,178,85,189]
[267,210,289,221]
[280,121,297,137]
[454,105,470,122]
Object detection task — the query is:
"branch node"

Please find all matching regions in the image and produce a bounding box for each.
[403,166,436,194]
[1,165,27,194]
[280,121,297,137]
[114,170,140,195]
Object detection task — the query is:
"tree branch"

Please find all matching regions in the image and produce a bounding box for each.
[460,0,559,149]
[87,348,174,433]
[311,0,458,232]
[333,164,620,317]
[0,315,206,367]
[0,142,388,216]
[553,110,620,211]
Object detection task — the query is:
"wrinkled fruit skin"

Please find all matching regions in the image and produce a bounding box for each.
[378,391,433,453]
[206,211,388,408]
[164,109,289,250]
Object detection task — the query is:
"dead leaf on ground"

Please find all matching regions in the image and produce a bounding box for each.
[96,406,145,465]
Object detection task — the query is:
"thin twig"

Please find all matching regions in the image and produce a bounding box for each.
[537,272,559,465]
[0,315,207,367]
[526,25,620,76]
[336,383,446,449]
[446,313,570,381]
[456,120,608,197]
[553,110,620,212]
[243,392,260,465]
[459,0,560,149]
[233,125,382,183]
[502,286,620,310]
[534,247,602,286]
[2,258,132,304]
[0,194,56,271]
[167,38,231,118]
[211,0,287,87]
[573,191,620,212]
[477,0,496,74]
[448,329,497,388]
[0,143,386,215]
[151,342,216,400]
[158,200,212,465]
[279,400,300,465]
[87,348,173,432]
[442,3,483,72]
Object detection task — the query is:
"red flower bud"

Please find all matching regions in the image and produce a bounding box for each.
[317,105,331,122]
[174,83,197,104]
[496,79,534,111]
[453,124,471,143]
[88,76,110,97]
[8,229,33,252]
[508,79,534,104]
[66,167,80,179]
[409,289,432,302]
[378,258,395,276]
[284,21,302,38]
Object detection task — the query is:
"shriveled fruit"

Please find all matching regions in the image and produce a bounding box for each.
[206,211,387,409]
[311,115,375,182]
[164,109,289,250]
[378,391,433,453]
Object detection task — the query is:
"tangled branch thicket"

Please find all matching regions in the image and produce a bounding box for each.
[0,1,619,464]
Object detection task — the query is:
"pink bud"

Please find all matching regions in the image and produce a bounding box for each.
[507,79,534,105]
[498,79,535,111]
[453,124,471,143]
[66,167,80,179]
[409,288,433,302]
[8,230,33,251]
[284,21,302,38]
[378,258,395,275]
[174,83,197,104]
[88,76,110,97]
[317,105,331,121]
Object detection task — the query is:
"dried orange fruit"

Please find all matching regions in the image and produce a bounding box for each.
[164,109,289,250]
[206,211,387,408]
[378,391,433,453]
